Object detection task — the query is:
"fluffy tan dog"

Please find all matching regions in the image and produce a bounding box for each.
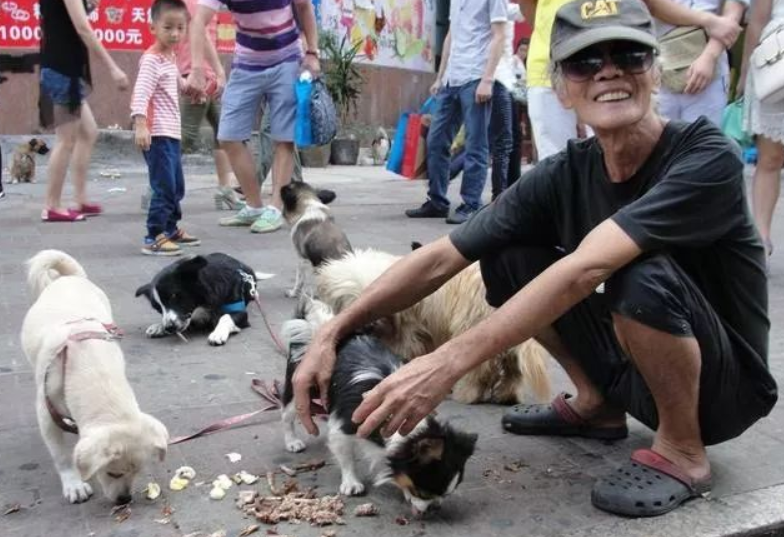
[21,250,168,505]
[10,138,50,183]
[315,248,551,404]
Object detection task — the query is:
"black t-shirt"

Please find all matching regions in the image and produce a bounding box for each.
[450,118,773,394]
[39,0,91,81]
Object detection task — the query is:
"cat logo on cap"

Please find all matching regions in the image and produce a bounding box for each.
[581,0,619,19]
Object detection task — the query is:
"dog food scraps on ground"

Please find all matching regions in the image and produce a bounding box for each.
[235,473,346,527]
[353,503,379,517]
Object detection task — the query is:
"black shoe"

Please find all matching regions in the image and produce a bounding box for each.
[405,201,448,218]
[446,204,476,224]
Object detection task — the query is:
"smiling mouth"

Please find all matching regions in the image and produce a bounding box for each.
[595,91,631,102]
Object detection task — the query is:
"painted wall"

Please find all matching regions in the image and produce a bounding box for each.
[0,0,436,134]
[319,0,436,73]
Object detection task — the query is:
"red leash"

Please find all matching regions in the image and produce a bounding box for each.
[253,294,286,355]
[168,380,328,445]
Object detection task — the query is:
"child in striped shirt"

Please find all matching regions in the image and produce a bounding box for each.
[132,0,200,256]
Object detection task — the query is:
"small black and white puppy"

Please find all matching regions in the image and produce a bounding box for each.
[135,253,274,346]
[280,298,477,515]
[280,182,351,298]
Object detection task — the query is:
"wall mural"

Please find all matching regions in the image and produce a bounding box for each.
[318,0,435,73]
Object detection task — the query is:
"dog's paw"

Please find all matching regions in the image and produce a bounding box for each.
[145,323,168,338]
[285,288,299,299]
[285,438,307,453]
[62,475,93,503]
[207,329,230,346]
[339,478,365,496]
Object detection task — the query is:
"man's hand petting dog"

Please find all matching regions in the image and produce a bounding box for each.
[352,350,461,438]
[292,327,339,436]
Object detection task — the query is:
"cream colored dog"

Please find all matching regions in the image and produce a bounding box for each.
[315,248,551,404]
[21,250,169,505]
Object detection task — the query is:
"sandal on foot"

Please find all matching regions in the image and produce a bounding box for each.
[42,208,85,222]
[591,448,712,517]
[502,392,628,440]
[78,202,103,216]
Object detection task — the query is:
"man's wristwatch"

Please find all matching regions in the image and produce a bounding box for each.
[305,49,320,58]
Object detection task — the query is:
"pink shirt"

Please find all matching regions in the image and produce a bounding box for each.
[177,0,217,81]
[131,49,181,139]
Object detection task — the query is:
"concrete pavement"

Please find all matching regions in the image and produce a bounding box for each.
[0,136,783,537]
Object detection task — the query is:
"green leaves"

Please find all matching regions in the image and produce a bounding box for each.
[321,31,365,125]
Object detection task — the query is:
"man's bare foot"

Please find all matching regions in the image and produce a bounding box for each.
[652,436,711,483]
[565,393,627,429]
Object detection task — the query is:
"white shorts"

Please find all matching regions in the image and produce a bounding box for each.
[527,86,581,160]
[656,57,729,126]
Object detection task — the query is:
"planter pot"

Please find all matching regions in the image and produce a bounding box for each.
[330,138,360,165]
[299,144,331,167]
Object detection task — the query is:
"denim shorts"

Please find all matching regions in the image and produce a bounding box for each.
[218,60,299,142]
[40,68,88,108]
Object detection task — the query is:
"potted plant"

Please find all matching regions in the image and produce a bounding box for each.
[321,31,364,165]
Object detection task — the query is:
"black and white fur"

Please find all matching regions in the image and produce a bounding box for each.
[281,298,477,515]
[280,182,352,298]
[135,253,274,346]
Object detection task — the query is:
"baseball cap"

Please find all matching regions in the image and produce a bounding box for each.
[550,0,659,62]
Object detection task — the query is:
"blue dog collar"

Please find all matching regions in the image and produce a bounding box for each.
[221,300,246,314]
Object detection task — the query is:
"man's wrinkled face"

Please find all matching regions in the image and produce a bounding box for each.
[556,40,657,131]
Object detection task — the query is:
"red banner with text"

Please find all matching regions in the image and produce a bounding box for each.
[0,0,235,52]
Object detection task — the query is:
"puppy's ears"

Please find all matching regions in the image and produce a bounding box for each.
[280,183,298,208]
[74,429,121,481]
[28,138,38,148]
[135,283,152,298]
[414,437,445,464]
[177,255,208,275]
[317,188,337,205]
[141,413,169,462]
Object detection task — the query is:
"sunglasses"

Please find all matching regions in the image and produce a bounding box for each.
[559,44,655,82]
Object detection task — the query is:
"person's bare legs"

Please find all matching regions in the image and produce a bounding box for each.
[214,148,236,188]
[269,141,295,210]
[751,136,784,256]
[70,103,98,206]
[220,140,262,208]
[612,314,710,482]
[534,325,626,427]
[45,114,81,211]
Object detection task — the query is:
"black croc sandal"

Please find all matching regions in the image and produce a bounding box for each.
[502,392,628,440]
[591,448,712,517]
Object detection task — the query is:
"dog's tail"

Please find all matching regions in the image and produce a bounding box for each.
[26,249,87,300]
[516,341,552,402]
[280,296,335,359]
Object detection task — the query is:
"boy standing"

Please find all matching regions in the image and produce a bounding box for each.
[132,0,201,256]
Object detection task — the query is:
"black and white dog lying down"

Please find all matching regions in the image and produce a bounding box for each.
[280,298,478,515]
[135,253,274,346]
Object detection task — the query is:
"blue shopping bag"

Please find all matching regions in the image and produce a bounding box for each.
[721,99,752,148]
[386,112,410,174]
[294,76,313,147]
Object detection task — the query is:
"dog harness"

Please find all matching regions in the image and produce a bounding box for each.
[44,319,124,434]
[220,270,258,314]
